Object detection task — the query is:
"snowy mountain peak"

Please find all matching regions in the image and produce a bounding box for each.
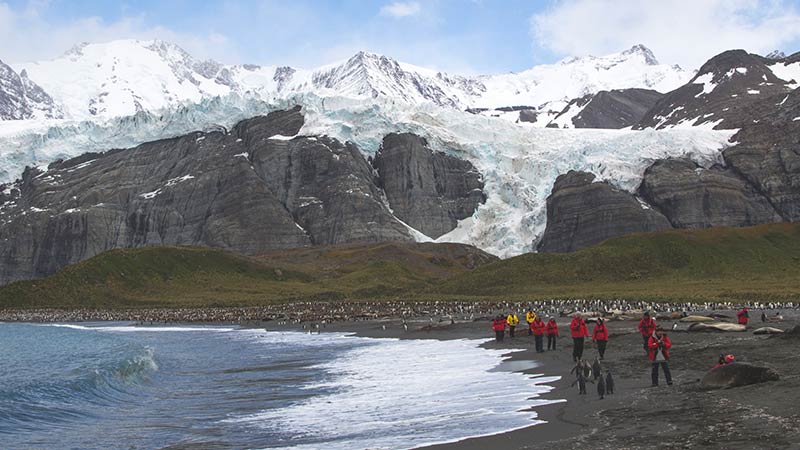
[8,38,692,121]
[622,44,659,65]
[0,58,61,120]
[765,50,787,60]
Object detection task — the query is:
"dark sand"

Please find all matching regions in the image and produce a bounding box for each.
[305,313,800,450]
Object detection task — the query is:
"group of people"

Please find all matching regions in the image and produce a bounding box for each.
[491,311,610,359]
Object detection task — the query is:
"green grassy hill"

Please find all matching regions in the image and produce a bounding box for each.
[0,242,496,309]
[429,222,800,302]
[2,223,799,309]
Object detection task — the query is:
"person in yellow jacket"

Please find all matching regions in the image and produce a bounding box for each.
[526,310,536,336]
[507,312,520,338]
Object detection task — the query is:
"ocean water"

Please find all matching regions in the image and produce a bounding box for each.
[0,323,562,449]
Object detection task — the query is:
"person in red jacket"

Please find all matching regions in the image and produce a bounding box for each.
[638,311,657,352]
[546,317,559,351]
[491,315,506,342]
[531,316,547,352]
[592,318,609,359]
[648,327,673,386]
[737,307,749,326]
[570,313,589,361]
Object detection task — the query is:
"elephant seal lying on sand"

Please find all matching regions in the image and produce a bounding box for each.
[753,327,784,335]
[681,315,716,323]
[701,363,779,389]
[688,322,746,332]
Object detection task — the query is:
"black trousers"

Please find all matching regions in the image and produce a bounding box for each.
[547,334,556,350]
[527,323,533,335]
[534,334,544,352]
[642,334,650,351]
[509,326,516,338]
[495,330,504,342]
[572,337,584,360]
[597,340,607,358]
[651,361,672,385]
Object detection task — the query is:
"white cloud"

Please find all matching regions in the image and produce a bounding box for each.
[530,0,800,70]
[380,1,421,18]
[0,2,237,64]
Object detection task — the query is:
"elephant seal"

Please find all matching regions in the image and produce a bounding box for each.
[681,315,716,323]
[752,327,784,335]
[657,312,684,321]
[700,363,779,389]
[688,322,746,332]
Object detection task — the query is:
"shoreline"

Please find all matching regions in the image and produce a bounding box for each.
[4,308,800,449]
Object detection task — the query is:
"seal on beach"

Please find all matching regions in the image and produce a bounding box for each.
[688,322,746,332]
[700,362,779,389]
[752,326,784,335]
[680,315,716,323]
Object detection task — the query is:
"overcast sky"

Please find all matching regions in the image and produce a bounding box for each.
[1,0,799,73]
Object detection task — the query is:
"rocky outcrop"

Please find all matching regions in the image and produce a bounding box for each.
[636,50,794,130]
[0,106,416,284]
[639,158,781,229]
[549,88,663,129]
[537,171,672,252]
[373,133,485,238]
[0,59,61,120]
[722,88,800,221]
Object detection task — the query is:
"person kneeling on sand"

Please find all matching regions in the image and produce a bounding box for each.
[712,354,735,370]
[648,327,673,386]
[531,316,546,352]
[492,315,506,342]
[546,317,559,350]
[592,318,609,360]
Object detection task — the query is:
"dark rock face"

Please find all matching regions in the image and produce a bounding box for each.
[0,60,61,120]
[537,171,672,253]
[551,88,663,129]
[637,50,793,130]
[518,109,537,123]
[373,133,485,238]
[639,158,781,229]
[0,106,415,284]
[723,88,800,221]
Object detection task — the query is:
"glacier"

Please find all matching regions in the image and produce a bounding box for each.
[0,93,735,257]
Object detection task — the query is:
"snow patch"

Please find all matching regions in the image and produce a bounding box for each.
[693,73,717,98]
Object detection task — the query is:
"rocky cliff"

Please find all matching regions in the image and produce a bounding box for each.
[537,171,672,252]
[549,88,663,129]
[373,133,485,238]
[639,158,781,229]
[0,107,481,284]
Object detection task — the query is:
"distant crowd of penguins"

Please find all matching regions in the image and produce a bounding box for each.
[3,299,797,324]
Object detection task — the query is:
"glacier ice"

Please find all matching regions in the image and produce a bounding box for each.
[0,92,735,257]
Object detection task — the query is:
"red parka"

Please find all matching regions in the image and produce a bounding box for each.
[592,322,609,342]
[737,307,749,325]
[647,334,672,361]
[531,319,546,336]
[638,316,657,336]
[546,319,559,336]
[491,318,506,332]
[569,317,589,338]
